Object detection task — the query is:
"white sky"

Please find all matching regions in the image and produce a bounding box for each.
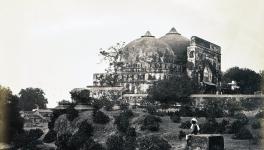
[0,0,264,107]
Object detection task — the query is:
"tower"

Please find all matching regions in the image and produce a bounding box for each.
[186,36,221,90]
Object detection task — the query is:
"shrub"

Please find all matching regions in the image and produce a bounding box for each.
[28,128,44,140]
[179,120,191,129]
[241,98,262,111]
[251,120,261,129]
[179,105,194,117]
[146,104,157,115]
[251,133,263,145]
[141,115,162,131]
[138,135,171,150]
[93,110,110,124]
[43,130,57,143]
[194,108,207,117]
[120,102,129,110]
[80,138,105,150]
[122,109,134,118]
[115,113,130,133]
[55,133,72,150]
[106,134,124,150]
[66,104,79,121]
[78,120,94,137]
[202,99,225,118]
[170,114,181,123]
[124,127,137,150]
[230,120,245,134]
[155,111,167,116]
[69,131,87,149]
[234,113,248,125]
[217,119,230,133]
[13,130,43,149]
[68,121,94,149]
[126,127,137,137]
[178,130,186,140]
[103,99,114,111]
[200,118,219,134]
[48,109,66,129]
[114,110,134,133]
[255,111,264,119]
[232,127,253,139]
[124,136,136,150]
[92,98,104,110]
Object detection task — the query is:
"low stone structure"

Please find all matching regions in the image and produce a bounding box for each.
[187,134,224,150]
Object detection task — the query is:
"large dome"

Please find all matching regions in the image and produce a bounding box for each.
[122,31,175,63]
[160,27,190,64]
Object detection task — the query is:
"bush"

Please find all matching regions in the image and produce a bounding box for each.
[92,99,104,110]
[179,120,191,129]
[178,130,186,140]
[80,138,105,150]
[13,129,44,149]
[251,120,261,129]
[179,105,194,117]
[200,118,219,134]
[43,130,57,143]
[232,127,253,139]
[241,98,262,111]
[155,111,167,116]
[55,133,72,150]
[103,99,114,111]
[141,115,162,131]
[106,135,124,150]
[126,127,137,137]
[202,99,225,118]
[68,121,94,149]
[48,109,66,129]
[115,114,130,133]
[170,114,181,123]
[66,104,79,121]
[78,120,94,137]
[93,110,110,124]
[124,127,137,150]
[28,128,44,140]
[124,136,136,150]
[122,109,134,118]
[120,102,129,110]
[194,108,207,117]
[114,110,134,133]
[218,119,230,133]
[234,113,248,125]
[255,111,264,119]
[146,104,157,115]
[230,120,245,134]
[138,135,171,150]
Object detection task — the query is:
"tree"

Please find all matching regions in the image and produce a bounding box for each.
[70,88,91,104]
[222,67,261,94]
[98,42,125,87]
[260,70,264,93]
[147,75,193,104]
[0,85,24,143]
[19,87,48,111]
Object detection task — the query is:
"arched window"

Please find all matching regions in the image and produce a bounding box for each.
[189,51,194,58]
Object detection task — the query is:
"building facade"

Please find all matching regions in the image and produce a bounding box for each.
[88,28,221,104]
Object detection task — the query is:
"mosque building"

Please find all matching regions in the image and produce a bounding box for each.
[87,27,221,104]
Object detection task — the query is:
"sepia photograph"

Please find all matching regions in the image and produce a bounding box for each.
[0,0,264,149]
